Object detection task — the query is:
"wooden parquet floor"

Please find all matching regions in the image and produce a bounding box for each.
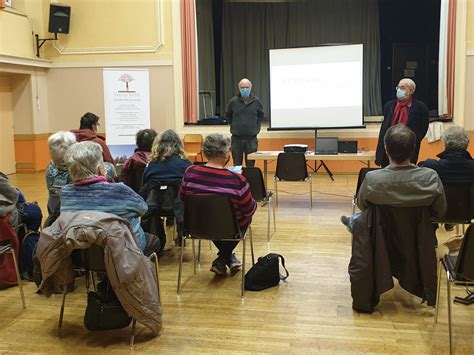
[1,172,474,354]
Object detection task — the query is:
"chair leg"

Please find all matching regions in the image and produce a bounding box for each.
[447,273,453,355]
[241,238,246,297]
[435,260,443,323]
[177,236,185,294]
[249,227,255,266]
[10,250,25,309]
[272,197,276,232]
[267,201,271,242]
[275,178,278,206]
[58,287,67,338]
[90,271,97,292]
[309,178,313,209]
[192,240,197,275]
[151,253,161,305]
[197,240,201,263]
[130,318,136,347]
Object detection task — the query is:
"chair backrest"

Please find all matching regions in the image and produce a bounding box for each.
[82,244,106,272]
[184,194,240,239]
[275,153,308,181]
[183,134,203,155]
[143,179,183,217]
[0,213,21,285]
[127,165,146,193]
[455,224,474,280]
[355,167,379,195]
[242,167,267,201]
[439,184,474,223]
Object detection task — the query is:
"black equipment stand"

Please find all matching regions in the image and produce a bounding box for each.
[311,129,335,181]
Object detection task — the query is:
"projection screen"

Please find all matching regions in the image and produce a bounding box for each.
[269,44,364,130]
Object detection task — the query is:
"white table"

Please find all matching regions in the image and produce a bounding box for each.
[247,151,376,183]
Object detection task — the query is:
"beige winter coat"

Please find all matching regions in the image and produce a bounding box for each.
[37,211,162,335]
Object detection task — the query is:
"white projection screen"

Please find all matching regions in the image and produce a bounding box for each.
[269,44,364,130]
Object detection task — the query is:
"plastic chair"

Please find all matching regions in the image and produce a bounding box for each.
[435,224,474,355]
[242,167,276,241]
[126,165,146,194]
[274,152,312,209]
[183,134,204,162]
[352,167,379,214]
[0,243,26,309]
[177,194,254,296]
[57,245,160,347]
[432,184,474,236]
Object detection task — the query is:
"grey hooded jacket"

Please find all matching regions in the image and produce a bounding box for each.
[36,211,162,335]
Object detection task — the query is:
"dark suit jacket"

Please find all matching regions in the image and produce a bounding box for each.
[375,98,429,167]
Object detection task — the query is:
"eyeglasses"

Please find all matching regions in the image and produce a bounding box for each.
[396,86,408,90]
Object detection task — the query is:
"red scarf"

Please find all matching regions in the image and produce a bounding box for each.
[391,97,412,126]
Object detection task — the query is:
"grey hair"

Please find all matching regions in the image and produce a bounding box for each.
[150,129,187,161]
[238,78,252,89]
[400,78,416,92]
[64,141,104,182]
[202,133,231,160]
[442,126,469,151]
[48,131,77,166]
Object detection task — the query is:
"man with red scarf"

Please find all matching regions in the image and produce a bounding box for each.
[375,78,429,167]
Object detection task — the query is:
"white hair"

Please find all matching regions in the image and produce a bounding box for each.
[238,78,252,89]
[442,126,469,151]
[400,78,416,92]
[48,131,77,166]
[64,141,104,182]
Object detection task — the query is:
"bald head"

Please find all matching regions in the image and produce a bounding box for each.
[397,78,416,100]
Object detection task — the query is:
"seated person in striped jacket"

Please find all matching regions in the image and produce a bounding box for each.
[60,141,160,256]
[180,133,257,275]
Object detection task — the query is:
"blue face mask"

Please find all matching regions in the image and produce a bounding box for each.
[396,88,407,100]
[240,88,251,97]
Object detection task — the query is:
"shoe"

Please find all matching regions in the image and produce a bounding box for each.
[210,258,227,275]
[227,253,242,272]
[340,215,352,232]
[445,223,455,232]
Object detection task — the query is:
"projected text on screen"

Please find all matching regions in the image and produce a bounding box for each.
[269,44,364,130]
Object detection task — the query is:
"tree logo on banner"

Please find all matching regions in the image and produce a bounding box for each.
[118,73,135,92]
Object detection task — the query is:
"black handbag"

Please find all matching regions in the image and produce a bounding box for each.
[244,253,289,291]
[84,281,132,331]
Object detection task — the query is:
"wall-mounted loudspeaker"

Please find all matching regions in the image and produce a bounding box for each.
[48,3,71,34]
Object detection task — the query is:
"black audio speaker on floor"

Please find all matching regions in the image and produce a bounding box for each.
[48,4,71,34]
[338,141,358,153]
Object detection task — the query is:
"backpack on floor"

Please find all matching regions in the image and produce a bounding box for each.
[19,230,40,281]
[244,253,289,291]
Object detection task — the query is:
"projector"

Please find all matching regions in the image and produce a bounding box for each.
[284,144,308,153]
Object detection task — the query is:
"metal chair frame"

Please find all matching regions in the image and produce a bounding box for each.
[0,243,26,309]
[57,248,160,347]
[274,153,312,209]
[242,167,276,242]
[177,194,255,297]
[434,223,474,355]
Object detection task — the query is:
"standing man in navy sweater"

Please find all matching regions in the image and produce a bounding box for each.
[225,78,265,167]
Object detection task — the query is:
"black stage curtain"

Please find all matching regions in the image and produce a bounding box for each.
[197,0,382,119]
